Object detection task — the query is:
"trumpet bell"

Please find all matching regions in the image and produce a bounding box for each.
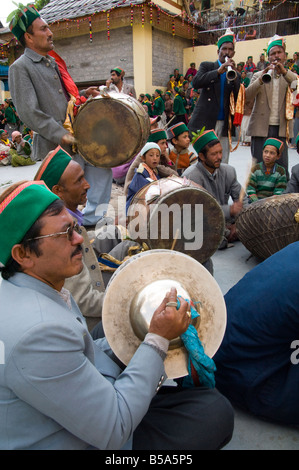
[262,69,273,84]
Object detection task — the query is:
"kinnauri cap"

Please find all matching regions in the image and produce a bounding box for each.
[263,138,284,153]
[110,67,124,75]
[167,122,189,140]
[147,129,167,143]
[267,34,286,56]
[34,146,72,191]
[217,28,235,49]
[0,181,59,267]
[192,129,219,155]
[8,3,41,41]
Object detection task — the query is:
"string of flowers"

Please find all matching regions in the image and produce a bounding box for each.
[89,17,92,42]
[141,5,145,27]
[107,11,110,40]
[46,1,199,29]
[130,5,134,26]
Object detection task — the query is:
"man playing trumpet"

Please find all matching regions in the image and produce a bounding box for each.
[188,29,241,164]
[245,35,297,177]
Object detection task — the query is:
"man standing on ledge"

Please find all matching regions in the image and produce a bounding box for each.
[105,67,136,98]
[8,4,112,228]
[188,29,241,164]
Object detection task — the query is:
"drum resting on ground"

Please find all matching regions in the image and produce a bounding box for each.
[73,91,151,168]
[236,193,299,259]
[127,175,225,264]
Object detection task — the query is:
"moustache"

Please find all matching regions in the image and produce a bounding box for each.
[71,244,83,258]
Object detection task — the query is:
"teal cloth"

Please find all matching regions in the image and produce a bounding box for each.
[177,297,216,388]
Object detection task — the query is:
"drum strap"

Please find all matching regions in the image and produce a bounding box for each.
[48,50,87,134]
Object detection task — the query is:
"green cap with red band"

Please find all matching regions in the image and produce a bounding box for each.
[34,146,72,191]
[8,3,40,41]
[192,129,219,154]
[0,181,59,267]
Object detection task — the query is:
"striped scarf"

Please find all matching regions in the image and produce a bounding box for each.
[228,83,245,152]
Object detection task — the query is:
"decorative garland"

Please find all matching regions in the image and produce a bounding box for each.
[1,0,297,50]
[45,1,199,40]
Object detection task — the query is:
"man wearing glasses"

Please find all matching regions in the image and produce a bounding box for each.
[0,181,234,450]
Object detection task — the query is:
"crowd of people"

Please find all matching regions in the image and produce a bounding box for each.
[0,3,299,451]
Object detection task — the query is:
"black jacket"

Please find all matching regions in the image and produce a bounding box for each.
[188,60,241,137]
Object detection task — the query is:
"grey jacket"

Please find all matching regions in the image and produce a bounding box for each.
[9,48,71,161]
[0,273,166,450]
[183,161,242,220]
[285,163,299,193]
[245,69,297,138]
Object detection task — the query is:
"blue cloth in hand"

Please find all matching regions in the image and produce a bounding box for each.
[177,298,216,388]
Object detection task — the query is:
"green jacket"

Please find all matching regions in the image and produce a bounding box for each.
[5,106,17,124]
[173,94,186,116]
[153,96,165,116]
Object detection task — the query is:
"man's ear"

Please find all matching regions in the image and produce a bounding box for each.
[11,244,35,270]
[197,152,205,163]
[51,184,63,197]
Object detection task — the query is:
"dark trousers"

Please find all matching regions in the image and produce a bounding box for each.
[133,385,234,450]
[251,125,289,179]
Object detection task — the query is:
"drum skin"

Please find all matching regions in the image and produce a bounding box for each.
[127,176,225,264]
[73,92,150,168]
[236,193,299,259]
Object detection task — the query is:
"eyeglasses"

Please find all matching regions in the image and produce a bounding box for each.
[27,223,81,242]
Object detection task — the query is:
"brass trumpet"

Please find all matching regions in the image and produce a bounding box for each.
[225,56,237,81]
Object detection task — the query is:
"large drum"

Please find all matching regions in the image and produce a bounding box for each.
[127,175,225,264]
[73,91,150,168]
[236,193,299,259]
[102,249,227,379]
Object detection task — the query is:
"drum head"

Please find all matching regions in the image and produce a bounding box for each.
[73,93,150,168]
[102,249,227,379]
[127,177,225,264]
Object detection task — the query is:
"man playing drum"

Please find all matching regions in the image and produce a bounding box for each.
[8,4,112,229]
[183,129,245,247]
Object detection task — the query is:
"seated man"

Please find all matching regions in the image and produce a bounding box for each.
[0,181,234,449]
[34,146,137,331]
[214,241,299,425]
[183,129,245,246]
[246,138,287,203]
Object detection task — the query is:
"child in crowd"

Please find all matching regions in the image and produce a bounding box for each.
[126,142,162,213]
[167,122,197,175]
[0,129,12,166]
[246,138,287,203]
[10,131,35,167]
